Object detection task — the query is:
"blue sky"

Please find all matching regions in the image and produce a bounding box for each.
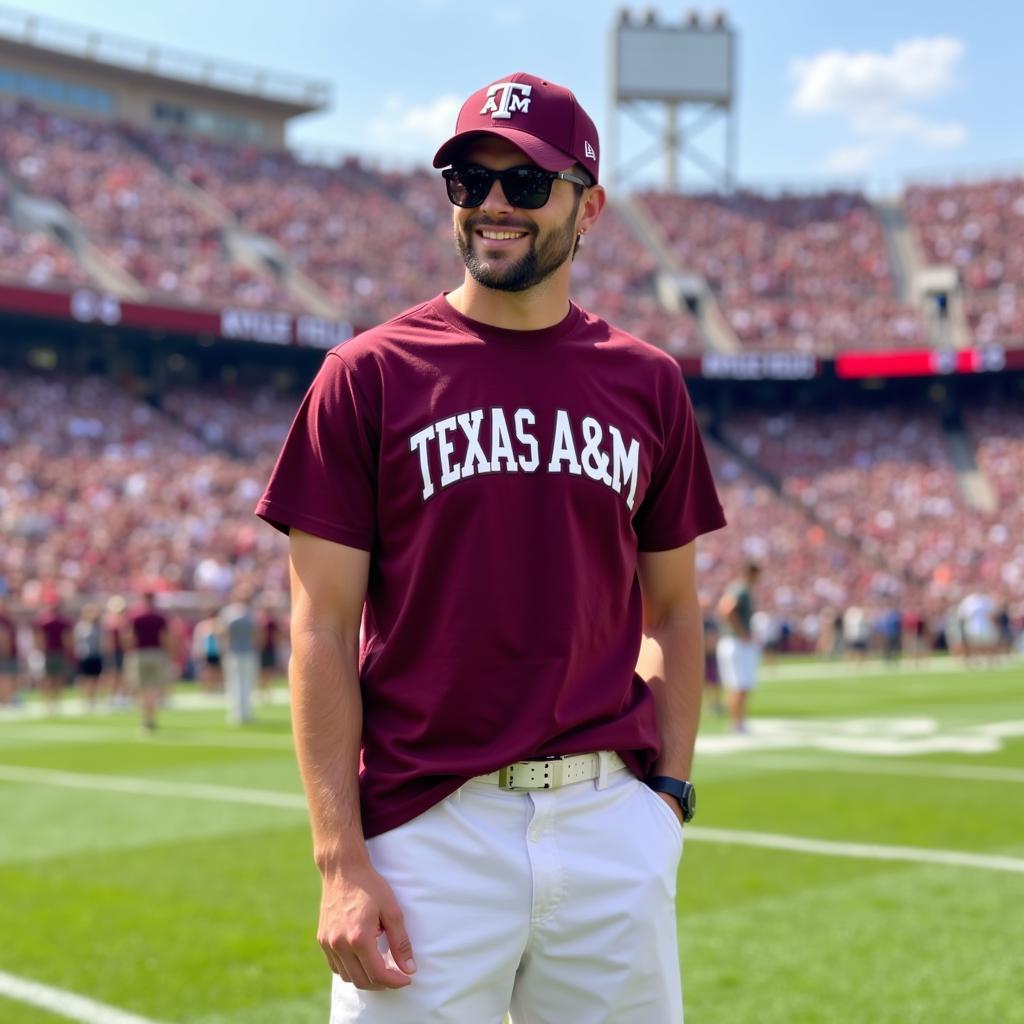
[11,0,1024,192]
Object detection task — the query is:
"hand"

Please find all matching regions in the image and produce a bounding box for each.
[317,862,416,990]
[656,791,685,827]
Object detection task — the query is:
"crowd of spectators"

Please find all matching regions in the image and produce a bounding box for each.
[698,439,861,638]
[0,101,291,309]
[3,365,1019,659]
[718,405,1023,630]
[0,97,1021,354]
[134,132,459,322]
[906,179,1024,345]
[636,189,926,352]
[0,176,90,290]
[0,370,289,611]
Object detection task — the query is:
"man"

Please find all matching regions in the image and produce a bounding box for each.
[715,562,762,733]
[125,592,170,732]
[34,600,73,713]
[257,71,725,1023]
[218,586,259,725]
[958,590,997,665]
[72,603,106,709]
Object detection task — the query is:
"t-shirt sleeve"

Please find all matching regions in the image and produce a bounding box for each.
[632,365,726,552]
[255,351,379,551]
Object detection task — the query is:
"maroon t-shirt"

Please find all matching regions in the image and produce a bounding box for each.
[257,294,726,837]
[37,614,72,654]
[129,609,167,650]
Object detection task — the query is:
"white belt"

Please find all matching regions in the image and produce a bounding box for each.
[476,751,627,791]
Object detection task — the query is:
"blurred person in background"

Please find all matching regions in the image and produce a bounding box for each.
[994,598,1013,659]
[820,607,844,659]
[958,590,997,665]
[902,608,927,665]
[125,592,170,732]
[257,595,284,699]
[192,613,223,692]
[843,604,870,662]
[880,606,903,664]
[34,600,73,713]
[716,562,762,733]
[219,586,258,725]
[73,603,106,708]
[0,597,19,705]
[701,595,724,716]
[103,595,129,707]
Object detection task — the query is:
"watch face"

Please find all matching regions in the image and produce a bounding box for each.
[684,784,696,818]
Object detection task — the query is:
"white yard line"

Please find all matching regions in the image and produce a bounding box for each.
[759,656,1021,682]
[0,724,294,751]
[687,827,1024,875]
[0,970,165,1024]
[711,754,1024,785]
[3,763,1023,876]
[0,765,307,810]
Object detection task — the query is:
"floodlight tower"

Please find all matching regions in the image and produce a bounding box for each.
[607,7,737,192]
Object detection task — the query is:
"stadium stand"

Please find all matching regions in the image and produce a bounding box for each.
[2,356,1019,653]
[634,190,926,353]
[0,174,90,289]
[2,98,1021,352]
[905,179,1024,345]
[0,369,288,605]
[0,101,295,309]
[717,405,1022,623]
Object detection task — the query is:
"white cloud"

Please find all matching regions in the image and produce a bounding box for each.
[368,94,462,150]
[823,143,880,175]
[789,37,967,172]
[791,37,964,114]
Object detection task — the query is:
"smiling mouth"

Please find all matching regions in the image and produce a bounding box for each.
[477,228,529,241]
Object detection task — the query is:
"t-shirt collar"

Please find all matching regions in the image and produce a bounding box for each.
[430,292,583,346]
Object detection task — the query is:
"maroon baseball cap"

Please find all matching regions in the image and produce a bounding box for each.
[433,72,600,184]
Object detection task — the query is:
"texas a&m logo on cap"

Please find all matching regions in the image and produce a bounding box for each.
[480,82,532,120]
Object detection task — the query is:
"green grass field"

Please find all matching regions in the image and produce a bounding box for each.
[1,659,1022,1023]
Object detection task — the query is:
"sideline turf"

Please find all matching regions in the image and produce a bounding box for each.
[0,663,1020,1023]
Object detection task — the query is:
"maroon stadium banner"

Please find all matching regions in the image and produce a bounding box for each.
[3,282,1024,378]
[0,283,353,349]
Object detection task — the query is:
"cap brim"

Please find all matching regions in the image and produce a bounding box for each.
[432,127,574,172]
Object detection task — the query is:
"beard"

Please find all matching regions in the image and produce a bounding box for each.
[455,198,580,293]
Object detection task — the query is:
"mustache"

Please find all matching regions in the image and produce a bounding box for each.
[465,215,536,234]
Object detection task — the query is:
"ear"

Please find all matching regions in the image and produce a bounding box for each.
[577,184,606,236]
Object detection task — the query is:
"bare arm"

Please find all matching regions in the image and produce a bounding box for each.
[288,528,415,990]
[635,542,705,816]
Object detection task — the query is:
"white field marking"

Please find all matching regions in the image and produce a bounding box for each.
[0,723,295,750]
[703,754,1024,785]
[0,969,165,1024]
[758,655,1022,682]
[4,763,1023,877]
[0,687,291,723]
[0,764,307,810]
[696,717,1024,757]
[686,827,1024,874]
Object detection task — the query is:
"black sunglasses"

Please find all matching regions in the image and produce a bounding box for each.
[442,164,590,210]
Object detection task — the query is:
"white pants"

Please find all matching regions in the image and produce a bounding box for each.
[331,765,684,1023]
[223,651,257,724]
[716,636,760,691]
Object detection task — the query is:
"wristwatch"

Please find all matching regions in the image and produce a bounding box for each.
[646,775,696,822]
